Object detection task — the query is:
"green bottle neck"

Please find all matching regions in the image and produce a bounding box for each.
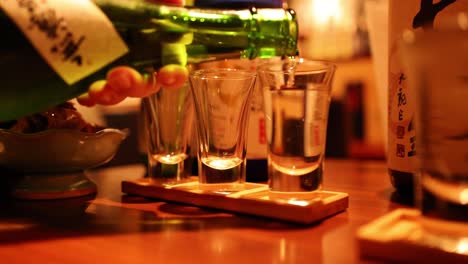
[94,0,298,59]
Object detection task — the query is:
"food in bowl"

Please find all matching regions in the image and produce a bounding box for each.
[0,102,104,133]
[0,102,128,173]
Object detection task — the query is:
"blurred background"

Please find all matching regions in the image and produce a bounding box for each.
[77,0,388,166]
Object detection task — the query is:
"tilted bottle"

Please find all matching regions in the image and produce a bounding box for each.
[0,0,298,122]
[387,0,418,195]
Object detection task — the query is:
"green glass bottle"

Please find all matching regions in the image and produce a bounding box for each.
[0,0,298,122]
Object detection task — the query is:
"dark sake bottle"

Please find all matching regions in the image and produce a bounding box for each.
[0,0,298,122]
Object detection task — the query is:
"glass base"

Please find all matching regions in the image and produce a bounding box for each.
[269,163,322,192]
[357,209,468,263]
[148,157,193,186]
[198,182,245,194]
[421,185,468,223]
[268,189,323,201]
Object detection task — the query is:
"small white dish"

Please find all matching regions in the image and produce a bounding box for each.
[0,128,128,199]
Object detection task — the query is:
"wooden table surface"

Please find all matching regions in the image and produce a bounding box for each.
[0,159,413,264]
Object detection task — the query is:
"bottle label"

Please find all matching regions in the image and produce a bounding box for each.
[0,0,128,85]
[246,110,268,159]
[388,0,468,173]
[388,71,417,172]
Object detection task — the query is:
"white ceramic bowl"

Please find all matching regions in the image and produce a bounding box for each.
[0,128,128,173]
[0,128,128,199]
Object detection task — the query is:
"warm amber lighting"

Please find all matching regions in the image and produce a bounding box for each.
[423,176,468,205]
[291,0,357,59]
[311,0,343,27]
[460,189,468,205]
[0,222,37,231]
[456,238,468,254]
[286,199,309,207]
[458,12,468,30]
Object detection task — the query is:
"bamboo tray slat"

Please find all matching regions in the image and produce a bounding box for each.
[121,178,348,224]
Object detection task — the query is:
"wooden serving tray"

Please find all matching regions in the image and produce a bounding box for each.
[357,209,468,264]
[121,178,348,224]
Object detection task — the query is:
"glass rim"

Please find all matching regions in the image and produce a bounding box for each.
[256,58,336,74]
[190,68,257,80]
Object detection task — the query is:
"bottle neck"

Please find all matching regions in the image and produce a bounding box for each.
[94,0,298,59]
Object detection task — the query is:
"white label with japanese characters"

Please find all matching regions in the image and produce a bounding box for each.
[0,0,128,85]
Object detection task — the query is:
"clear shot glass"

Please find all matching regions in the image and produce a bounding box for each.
[189,68,257,193]
[257,58,336,196]
[400,29,468,224]
[143,82,195,186]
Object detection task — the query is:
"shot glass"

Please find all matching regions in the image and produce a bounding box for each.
[143,82,194,185]
[189,68,257,193]
[400,29,468,223]
[257,58,336,194]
